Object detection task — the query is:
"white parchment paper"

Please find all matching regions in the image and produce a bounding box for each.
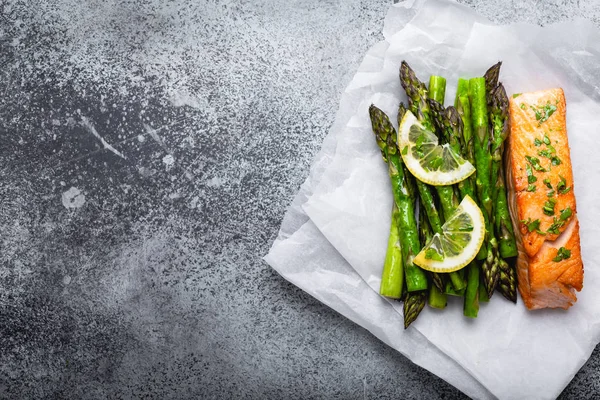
[266,0,600,398]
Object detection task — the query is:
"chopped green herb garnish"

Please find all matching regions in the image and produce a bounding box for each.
[553,247,572,262]
[521,218,542,233]
[557,175,571,194]
[543,198,557,216]
[547,224,560,235]
[556,175,566,191]
[547,189,555,197]
[543,134,551,145]
[531,106,542,120]
[538,149,553,158]
[526,155,547,172]
[560,207,573,221]
[534,138,542,147]
[526,163,537,184]
[547,217,565,235]
[551,156,561,166]
[527,184,536,192]
[520,103,526,110]
[543,178,552,189]
[530,101,558,125]
[513,93,522,98]
[402,146,408,156]
[543,104,558,123]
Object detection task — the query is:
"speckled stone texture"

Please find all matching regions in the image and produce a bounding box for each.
[2,0,600,398]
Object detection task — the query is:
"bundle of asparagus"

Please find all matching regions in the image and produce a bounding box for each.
[370,61,518,328]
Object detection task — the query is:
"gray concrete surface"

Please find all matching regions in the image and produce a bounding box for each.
[1,0,600,398]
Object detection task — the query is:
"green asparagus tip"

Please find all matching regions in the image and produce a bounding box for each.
[484,61,502,93]
[399,61,426,99]
[369,104,395,160]
[491,83,509,119]
[497,258,518,303]
[398,102,407,129]
[404,291,427,329]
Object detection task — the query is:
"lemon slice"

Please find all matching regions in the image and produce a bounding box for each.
[398,110,475,186]
[414,195,485,273]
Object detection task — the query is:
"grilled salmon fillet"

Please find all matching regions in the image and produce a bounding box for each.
[507,88,583,310]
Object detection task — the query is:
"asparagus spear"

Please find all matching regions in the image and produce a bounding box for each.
[379,203,404,298]
[415,179,443,234]
[427,73,465,292]
[495,168,517,257]
[488,83,518,259]
[419,206,447,308]
[424,83,467,293]
[488,83,507,203]
[435,172,460,223]
[485,63,519,301]
[430,98,483,317]
[462,263,480,317]
[484,61,501,96]
[369,105,428,293]
[459,266,478,314]
[455,80,487,261]
[370,103,405,298]
[498,258,517,303]
[469,78,493,218]
[404,291,427,329]
[401,62,435,131]
[454,80,474,170]
[453,86,483,316]
[469,77,500,297]
[395,167,428,293]
[495,171,518,302]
